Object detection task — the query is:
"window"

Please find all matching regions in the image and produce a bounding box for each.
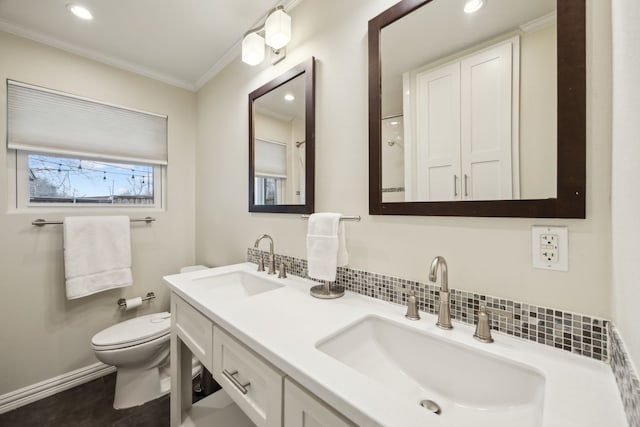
[7,80,167,209]
[254,176,285,205]
[24,153,160,205]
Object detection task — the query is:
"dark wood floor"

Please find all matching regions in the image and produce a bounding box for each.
[0,372,216,427]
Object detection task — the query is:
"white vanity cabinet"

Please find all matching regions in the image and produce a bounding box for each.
[170,294,255,427]
[170,293,354,427]
[212,326,284,427]
[284,379,356,427]
[164,264,628,427]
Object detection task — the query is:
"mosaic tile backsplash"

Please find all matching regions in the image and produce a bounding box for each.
[247,248,609,362]
[609,324,640,427]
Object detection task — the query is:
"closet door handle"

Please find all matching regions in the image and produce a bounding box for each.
[454,175,458,197]
[464,174,469,198]
[222,369,251,395]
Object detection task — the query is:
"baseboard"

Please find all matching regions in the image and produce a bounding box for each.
[0,362,116,415]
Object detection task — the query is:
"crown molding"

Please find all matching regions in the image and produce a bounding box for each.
[194,38,243,90]
[0,20,197,92]
[1,0,307,93]
[520,11,557,33]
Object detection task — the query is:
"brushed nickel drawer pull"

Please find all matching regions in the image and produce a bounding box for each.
[222,369,251,395]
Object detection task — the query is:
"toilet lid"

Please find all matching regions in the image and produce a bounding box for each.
[91,312,171,349]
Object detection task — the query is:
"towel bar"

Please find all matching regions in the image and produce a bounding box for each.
[301,215,360,222]
[32,217,156,226]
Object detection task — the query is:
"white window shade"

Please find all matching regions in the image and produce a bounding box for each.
[7,80,168,165]
[255,139,287,177]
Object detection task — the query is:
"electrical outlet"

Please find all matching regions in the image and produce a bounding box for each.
[532,226,568,271]
[540,234,558,263]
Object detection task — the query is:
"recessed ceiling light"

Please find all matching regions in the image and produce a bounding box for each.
[464,0,485,14]
[284,93,295,101]
[67,4,93,20]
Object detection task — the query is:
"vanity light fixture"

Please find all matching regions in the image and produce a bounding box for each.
[67,3,93,20]
[242,5,292,66]
[463,0,485,14]
[242,32,266,66]
[265,6,291,50]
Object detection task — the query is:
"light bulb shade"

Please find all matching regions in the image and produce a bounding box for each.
[265,8,291,49]
[242,32,265,66]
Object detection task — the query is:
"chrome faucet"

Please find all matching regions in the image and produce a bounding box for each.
[254,234,276,275]
[429,256,453,330]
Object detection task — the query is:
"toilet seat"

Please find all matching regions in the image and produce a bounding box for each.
[91,312,171,351]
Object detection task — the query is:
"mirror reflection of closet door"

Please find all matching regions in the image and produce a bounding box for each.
[411,38,518,202]
[415,62,461,201]
[460,40,516,201]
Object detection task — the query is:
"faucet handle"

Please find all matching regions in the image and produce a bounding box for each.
[473,305,513,343]
[278,262,287,278]
[396,287,420,320]
[257,256,265,272]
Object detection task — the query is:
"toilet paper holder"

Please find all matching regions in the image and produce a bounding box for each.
[118,292,155,308]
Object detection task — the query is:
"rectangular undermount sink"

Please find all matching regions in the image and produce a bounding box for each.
[316,316,545,427]
[190,271,283,301]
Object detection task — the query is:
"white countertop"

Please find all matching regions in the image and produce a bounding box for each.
[163,262,627,427]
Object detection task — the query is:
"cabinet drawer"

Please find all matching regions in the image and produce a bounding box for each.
[173,296,213,371]
[213,326,283,427]
[284,378,355,427]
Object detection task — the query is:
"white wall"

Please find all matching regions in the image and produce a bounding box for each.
[0,32,197,394]
[196,0,613,317]
[612,0,640,372]
[255,113,292,143]
[519,24,557,199]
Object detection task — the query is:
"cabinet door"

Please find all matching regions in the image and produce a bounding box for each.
[213,326,283,427]
[460,40,516,200]
[414,62,461,201]
[284,378,354,427]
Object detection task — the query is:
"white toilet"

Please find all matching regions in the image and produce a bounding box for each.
[91,266,207,409]
[92,312,188,409]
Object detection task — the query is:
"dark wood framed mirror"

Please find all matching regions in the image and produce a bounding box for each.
[369,0,585,218]
[249,57,315,213]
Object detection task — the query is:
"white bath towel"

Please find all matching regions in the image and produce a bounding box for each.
[63,216,133,299]
[306,213,348,281]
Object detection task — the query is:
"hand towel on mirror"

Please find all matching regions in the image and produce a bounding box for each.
[63,216,132,299]
[306,213,348,282]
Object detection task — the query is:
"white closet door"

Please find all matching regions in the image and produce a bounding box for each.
[460,41,514,200]
[415,62,461,201]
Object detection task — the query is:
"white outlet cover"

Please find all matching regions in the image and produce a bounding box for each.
[532,226,569,271]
